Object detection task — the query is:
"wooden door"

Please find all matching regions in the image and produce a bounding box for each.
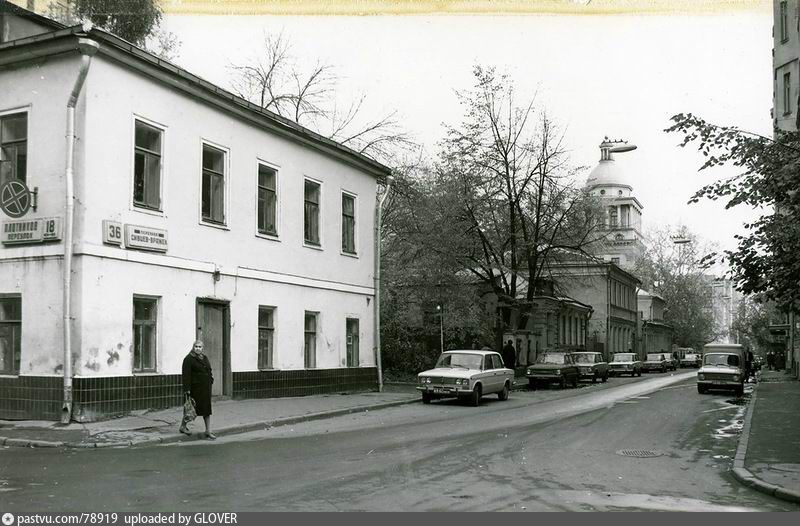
[197,301,228,396]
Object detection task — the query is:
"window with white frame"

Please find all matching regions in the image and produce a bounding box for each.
[257,164,278,236]
[0,112,27,187]
[304,312,318,368]
[304,180,320,246]
[780,1,788,42]
[341,193,356,254]
[346,318,359,367]
[132,296,158,372]
[784,72,792,115]
[133,120,163,211]
[0,295,21,375]
[258,306,275,369]
[202,144,226,225]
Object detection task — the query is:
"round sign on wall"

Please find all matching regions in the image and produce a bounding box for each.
[0,180,32,218]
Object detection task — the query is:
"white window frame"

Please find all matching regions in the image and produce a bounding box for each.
[199,139,231,229]
[303,177,323,250]
[132,294,160,374]
[0,293,22,377]
[340,190,358,257]
[784,72,792,116]
[130,115,167,216]
[304,311,319,369]
[0,105,31,187]
[258,305,277,370]
[255,159,281,241]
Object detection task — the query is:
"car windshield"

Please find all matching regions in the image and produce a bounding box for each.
[613,354,634,362]
[536,353,567,365]
[646,354,664,361]
[704,354,740,367]
[435,353,483,369]
[573,354,596,363]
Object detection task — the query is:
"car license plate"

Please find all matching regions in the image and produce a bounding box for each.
[712,381,726,385]
[433,388,453,394]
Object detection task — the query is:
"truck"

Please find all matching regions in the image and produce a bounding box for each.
[696,343,746,396]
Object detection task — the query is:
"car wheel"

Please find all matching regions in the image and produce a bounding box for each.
[470,384,482,407]
[697,384,707,394]
[498,382,510,401]
[637,369,642,377]
[602,373,608,383]
[734,385,744,397]
[528,378,537,390]
[592,376,597,383]
[571,375,578,388]
[559,376,567,389]
[421,392,432,404]
[661,365,666,373]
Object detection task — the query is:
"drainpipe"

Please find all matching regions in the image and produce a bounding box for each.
[373,175,394,393]
[62,35,99,424]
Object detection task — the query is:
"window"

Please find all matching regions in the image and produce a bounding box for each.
[346,318,359,367]
[304,180,320,245]
[304,312,317,368]
[258,307,275,369]
[0,112,27,187]
[784,72,792,115]
[257,164,277,236]
[341,193,356,254]
[133,120,162,211]
[608,206,618,227]
[202,144,226,224]
[132,297,157,372]
[781,1,788,41]
[0,295,21,375]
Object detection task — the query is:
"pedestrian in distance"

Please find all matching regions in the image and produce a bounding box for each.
[502,339,516,371]
[767,351,775,370]
[180,339,216,439]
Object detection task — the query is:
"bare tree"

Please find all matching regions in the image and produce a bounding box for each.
[229,32,412,162]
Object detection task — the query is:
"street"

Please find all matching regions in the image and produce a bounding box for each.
[2,371,797,512]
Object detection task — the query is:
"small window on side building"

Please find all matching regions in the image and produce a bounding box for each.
[133,296,158,372]
[258,306,275,369]
[202,144,226,225]
[304,312,318,368]
[304,180,321,246]
[342,193,356,254]
[0,112,27,187]
[133,120,163,211]
[257,164,277,236]
[0,295,21,375]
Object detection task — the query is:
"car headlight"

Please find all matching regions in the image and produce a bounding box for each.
[555,369,561,375]
[527,369,532,375]
[732,375,739,381]
[426,377,432,384]
[698,373,705,380]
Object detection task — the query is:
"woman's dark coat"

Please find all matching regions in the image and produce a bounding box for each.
[182,352,213,416]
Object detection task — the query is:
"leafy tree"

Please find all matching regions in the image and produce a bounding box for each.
[731,295,780,356]
[384,67,605,352]
[632,226,718,349]
[665,114,800,311]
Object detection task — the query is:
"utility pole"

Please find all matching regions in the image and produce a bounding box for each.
[436,304,444,353]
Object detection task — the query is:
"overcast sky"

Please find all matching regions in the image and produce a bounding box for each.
[162,9,772,252]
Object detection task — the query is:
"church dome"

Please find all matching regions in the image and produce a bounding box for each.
[585,137,636,190]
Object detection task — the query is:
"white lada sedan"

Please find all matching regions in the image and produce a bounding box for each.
[417,350,514,406]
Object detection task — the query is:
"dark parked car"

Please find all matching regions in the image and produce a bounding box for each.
[642,353,669,373]
[572,352,609,383]
[526,352,579,389]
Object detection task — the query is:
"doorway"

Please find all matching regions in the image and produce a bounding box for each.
[196,299,230,397]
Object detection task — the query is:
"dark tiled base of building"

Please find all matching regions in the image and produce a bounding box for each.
[0,368,378,422]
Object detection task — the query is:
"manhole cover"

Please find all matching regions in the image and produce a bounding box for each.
[616,449,663,458]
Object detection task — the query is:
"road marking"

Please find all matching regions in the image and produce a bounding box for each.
[702,406,737,414]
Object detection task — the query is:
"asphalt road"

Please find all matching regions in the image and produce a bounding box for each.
[2,371,798,511]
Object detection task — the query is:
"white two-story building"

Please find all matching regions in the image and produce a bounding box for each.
[0,3,390,421]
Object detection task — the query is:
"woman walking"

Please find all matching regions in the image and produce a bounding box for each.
[180,340,216,439]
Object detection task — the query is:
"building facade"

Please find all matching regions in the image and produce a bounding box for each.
[772,0,800,379]
[585,138,646,271]
[0,9,388,420]
[637,290,674,358]
[549,261,641,360]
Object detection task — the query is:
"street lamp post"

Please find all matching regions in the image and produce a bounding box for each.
[436,304,444,353]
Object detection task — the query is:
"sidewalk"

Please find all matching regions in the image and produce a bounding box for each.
[732,370,800,504]
[0,389,418,449]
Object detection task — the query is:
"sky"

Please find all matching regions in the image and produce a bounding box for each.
[162,8,773,252]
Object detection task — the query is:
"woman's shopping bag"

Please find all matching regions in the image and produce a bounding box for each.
[182,394,197,427]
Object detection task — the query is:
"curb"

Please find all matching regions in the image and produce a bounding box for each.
[0,397,419,450]
[731,386,800,504]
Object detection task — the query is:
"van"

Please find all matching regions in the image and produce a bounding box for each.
[697,343,745,396]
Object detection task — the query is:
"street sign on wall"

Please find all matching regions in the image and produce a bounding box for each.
[1,217,62,245]
[102,220,123,246]
[124,224,168,252]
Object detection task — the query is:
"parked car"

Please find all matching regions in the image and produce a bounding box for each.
[526,352,579,389]
[642,353,669,373]
[417,350,514,406]
[697,344,746,396]
[608,352,642,377]
[680,351,701,368]
[572,352,609,383]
